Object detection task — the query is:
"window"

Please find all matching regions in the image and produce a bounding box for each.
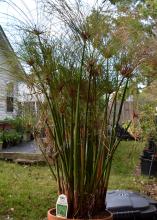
[7,97,14,112]
[6,83,14,112]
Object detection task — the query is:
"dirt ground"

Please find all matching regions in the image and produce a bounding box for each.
[135,164,157,200]
[142,181,157,200]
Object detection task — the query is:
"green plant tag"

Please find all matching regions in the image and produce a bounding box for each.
[56,194,68,218]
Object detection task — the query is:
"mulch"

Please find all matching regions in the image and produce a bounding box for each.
[134,163,157,200]
[142,181,157,200]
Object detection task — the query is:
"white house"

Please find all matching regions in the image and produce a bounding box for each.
[0,25,24,120]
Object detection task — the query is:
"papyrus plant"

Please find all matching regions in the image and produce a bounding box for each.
[22,33,130,218]
[3,0,151,218]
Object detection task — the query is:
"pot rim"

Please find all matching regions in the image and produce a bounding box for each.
[47,208,113,220]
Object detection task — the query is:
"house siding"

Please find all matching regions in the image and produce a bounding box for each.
[0,35,18,120]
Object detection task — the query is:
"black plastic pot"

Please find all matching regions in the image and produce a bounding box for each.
[143,149,154,159]
[106,190,157,220]
[147,138,157,150]
[141,156,157,177]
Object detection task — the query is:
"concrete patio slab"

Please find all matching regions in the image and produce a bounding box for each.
[0,141,45,163]
[0,140,40,153]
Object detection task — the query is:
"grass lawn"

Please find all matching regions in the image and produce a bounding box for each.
[109,140,146,190]
[0,141,156,220]
[0,162,57,220]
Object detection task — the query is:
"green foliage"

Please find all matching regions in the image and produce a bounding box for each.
[3,116,34,135]
[0,133,3,143]
[3,117,23,132]
[139,102,157,140]
[0,117,33,145]
[138,0,157,20]
[1,130,22,146]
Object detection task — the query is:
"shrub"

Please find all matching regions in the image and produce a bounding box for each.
[1,130,22,146]
[3,117,24,133]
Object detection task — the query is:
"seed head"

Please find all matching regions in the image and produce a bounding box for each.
[81,31,90,41]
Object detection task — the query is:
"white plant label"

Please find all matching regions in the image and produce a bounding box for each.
[56,194,68,218]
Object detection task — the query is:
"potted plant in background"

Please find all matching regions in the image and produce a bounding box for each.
[0,134,3,151]
[3,0,151,219]
[139,102,157,176]
[23,123,32,142]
